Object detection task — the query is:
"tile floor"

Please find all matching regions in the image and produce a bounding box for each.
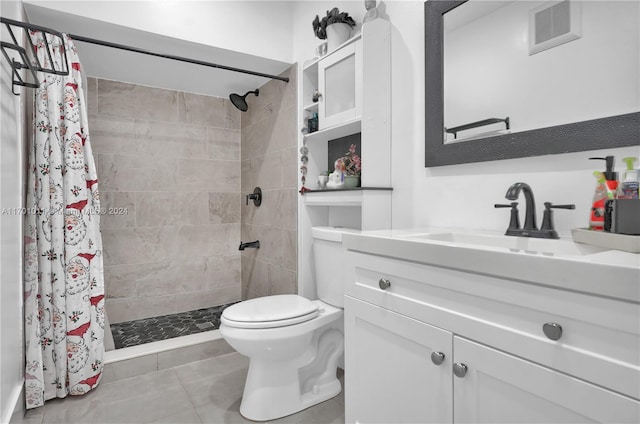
[111,303,237,349]
[16,352,345,424]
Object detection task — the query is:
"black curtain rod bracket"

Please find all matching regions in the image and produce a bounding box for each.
[1,16,69,95]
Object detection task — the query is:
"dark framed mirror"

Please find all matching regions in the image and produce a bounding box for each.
[424,0,639,167]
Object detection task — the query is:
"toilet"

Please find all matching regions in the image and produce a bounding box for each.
[220,227,354,421]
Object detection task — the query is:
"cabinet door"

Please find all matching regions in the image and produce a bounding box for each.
[453,336,640,424]
[345,296,453,424]
[318,41,362,129]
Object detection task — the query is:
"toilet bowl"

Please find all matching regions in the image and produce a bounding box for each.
[219,226,357,421]
[220,296,343,421]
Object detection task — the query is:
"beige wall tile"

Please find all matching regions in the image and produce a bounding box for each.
[101,226,179,266]
[135,258,209,297]
[136,120,208,160]
[241,258,269,299]
[240,120,269,160]
[240,65,298,297]
[174,286,241,313]
[209,192,241,224]
[249,151,282,190]
[178,92,240,129]
[104,264,139,300]
[269,265,296,296]
[240,159,254,192]
[205,255,241,290]
[97,153,177,192]
[100,192,136,229]
[136,192,209,227]
[86,77,98,116]
[106,295,177,323]
[177,223,240,258]
[241,224,283,265]
[88,115,137,155]
[283,229,297,272]
[207,127,240,161]
[98,79,178,122]
[93,71,297,323]
[177,158,240,192]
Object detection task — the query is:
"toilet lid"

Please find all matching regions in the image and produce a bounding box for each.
[222,295,319,329]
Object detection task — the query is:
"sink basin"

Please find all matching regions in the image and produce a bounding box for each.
[403,232,607,257]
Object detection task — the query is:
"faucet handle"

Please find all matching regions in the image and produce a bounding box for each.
[546,203,576,210]
[495,202,520,233]
[540,202,576,238]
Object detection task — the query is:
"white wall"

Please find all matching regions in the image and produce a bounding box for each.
[24,0,294,63]
[444,0,639,140]
[292,1,638,237]
[0,1,26,421]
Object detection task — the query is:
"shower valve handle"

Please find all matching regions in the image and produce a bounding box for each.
[246,187,262,207]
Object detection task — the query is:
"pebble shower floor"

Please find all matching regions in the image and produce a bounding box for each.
[110,302,237,349]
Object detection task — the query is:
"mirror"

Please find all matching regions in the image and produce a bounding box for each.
[425,0,639,167]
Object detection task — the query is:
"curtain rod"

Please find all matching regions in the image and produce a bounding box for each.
[0,16,289,83]
[67,33,290,83]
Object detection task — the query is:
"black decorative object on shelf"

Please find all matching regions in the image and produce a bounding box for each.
[312,7,357,39]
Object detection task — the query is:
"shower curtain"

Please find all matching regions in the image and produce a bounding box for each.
[23,32,105,409]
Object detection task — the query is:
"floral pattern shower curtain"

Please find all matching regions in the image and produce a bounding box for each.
[24,33,105,409]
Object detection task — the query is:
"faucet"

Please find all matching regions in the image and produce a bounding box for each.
[239,240,260,251]
[500,183,575,239]
[505,182,538,233]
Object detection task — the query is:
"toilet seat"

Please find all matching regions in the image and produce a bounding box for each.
[222,294,320,329]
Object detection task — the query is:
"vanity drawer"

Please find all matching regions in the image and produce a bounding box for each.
[345,251,640,399]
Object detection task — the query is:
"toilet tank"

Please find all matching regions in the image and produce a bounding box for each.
[312,227,360,308]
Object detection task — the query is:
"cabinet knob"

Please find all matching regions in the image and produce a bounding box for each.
[543,322,563,341]
[378,278,391,290]
[312,90,322,102]
[453,362,468,378]
[431,351,445,366]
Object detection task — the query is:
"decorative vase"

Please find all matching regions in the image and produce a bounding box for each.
[344,175,361,188]
[326,23,351,51]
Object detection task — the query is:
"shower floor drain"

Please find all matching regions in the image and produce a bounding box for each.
[110,302,237,349]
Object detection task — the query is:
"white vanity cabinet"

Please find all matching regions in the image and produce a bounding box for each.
[344,249,640,424]
[345,296,453,424]
[453,337,637,424]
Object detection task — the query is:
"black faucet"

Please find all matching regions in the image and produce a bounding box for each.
[239,240,260,251]
[505,182,538,233]
[499,183,575,239]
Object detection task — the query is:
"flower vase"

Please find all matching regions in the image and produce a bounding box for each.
[326,23,351,51]
[344,175,361,188]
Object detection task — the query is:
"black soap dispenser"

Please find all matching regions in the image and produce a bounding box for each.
[589,156,618,186]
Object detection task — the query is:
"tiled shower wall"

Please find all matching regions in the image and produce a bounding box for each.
[87,78,242,323]
[240,65,298,299]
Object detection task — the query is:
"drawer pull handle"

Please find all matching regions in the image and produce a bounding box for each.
[431,351,445,365]
[543,322,563,341]
[453,362,468,378]
[378,278,391,290]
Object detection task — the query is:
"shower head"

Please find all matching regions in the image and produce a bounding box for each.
[229,89,259,112]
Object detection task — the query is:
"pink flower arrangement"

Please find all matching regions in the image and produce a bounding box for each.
[340,144,361,176]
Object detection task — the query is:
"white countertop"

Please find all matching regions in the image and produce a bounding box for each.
[342,228,640,303]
